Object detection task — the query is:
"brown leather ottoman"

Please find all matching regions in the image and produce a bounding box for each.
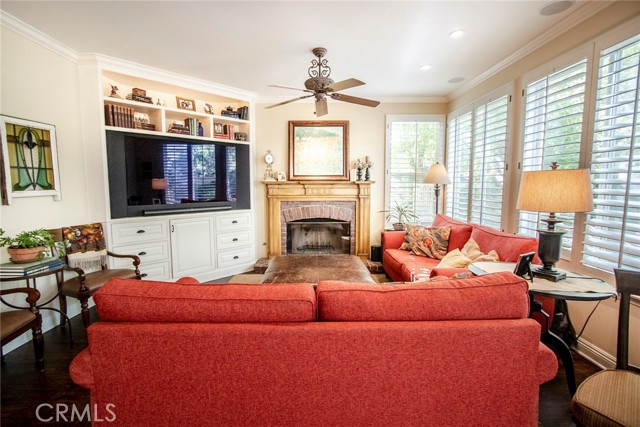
[261,255,376,284]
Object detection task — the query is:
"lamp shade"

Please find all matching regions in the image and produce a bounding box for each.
[516,169,593,213]
[423,163,451,185]
[151,178,169,190]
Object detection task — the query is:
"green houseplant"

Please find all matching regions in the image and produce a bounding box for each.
[0,228,55,263]
[380,202,419,231]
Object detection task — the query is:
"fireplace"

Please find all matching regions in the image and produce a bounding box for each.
[287,218,351,254]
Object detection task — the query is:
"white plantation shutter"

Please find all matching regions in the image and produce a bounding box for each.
[191,145,217,201]
[518,58,588,252]
[386,116,444,225]
[164,144,190,203]
[445,110,472,221]
[163,144,218,202]
[471,95,509,229]
[584,34,640,272]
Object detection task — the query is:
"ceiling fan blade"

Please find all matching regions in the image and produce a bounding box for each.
[327,78,365,93]
[315,97,328,117]
[330,93,380,107]
[265,94,315,109]
[268,84,311,93]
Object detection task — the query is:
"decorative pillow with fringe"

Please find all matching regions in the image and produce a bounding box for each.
[63,223,107,271]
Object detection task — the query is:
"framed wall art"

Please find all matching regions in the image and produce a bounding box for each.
[0,115,61,204]
[176,96,196,111]
[288,120,349,181]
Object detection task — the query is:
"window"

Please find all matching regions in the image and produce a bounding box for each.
[518,58,588,252]
[445,91,510,229]
[385,115,445,225]
[584,33,640,272]
[163,144,222,203]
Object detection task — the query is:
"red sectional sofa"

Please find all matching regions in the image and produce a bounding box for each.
[70,274,557,427]
[382,214,540,282]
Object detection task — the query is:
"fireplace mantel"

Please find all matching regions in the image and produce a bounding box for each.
[262,180,373,259]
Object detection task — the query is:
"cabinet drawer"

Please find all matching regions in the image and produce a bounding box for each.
[139,262,171,281]
[110,220,168,245]
[111,241,170,268]
[217,248,254,269]
[216,230,252,250]
[215,212,251,231]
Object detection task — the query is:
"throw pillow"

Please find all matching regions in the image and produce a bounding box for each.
[400,225,450,259]
[436,249,472,268]
[461,238,500,262]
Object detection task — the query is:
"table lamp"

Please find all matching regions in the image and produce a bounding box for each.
[423,163,450,215]
[151,178,169,202]
[516,164,593,281]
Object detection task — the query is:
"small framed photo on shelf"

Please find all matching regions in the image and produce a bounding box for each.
[234,132,247,141]
[176,96,196,111]
[277,172,286,181]
[213,123,224,135]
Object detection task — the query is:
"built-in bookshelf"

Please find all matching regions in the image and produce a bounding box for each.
[101,70,251,144]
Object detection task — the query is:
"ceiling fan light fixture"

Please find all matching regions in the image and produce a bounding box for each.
[449,29,466,39]
[540,0,574,16]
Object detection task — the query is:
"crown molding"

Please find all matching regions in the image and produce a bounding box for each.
[447,0,612,102]
[0,10,78,62]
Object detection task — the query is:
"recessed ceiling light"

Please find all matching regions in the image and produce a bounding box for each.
[540,0,574,16]
[448,77,465,84]
[449,30,466,39]
[419,65,432,71]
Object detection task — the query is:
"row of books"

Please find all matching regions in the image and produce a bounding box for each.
[105,104,136,128]
[0,257,65,277]
[213,123,235,140]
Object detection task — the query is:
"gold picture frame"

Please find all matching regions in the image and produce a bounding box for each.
[176,96,196,111]
[288,121,349,181]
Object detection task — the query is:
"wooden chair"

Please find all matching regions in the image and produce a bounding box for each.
[571,268,640,427]
[50,224,141,330]
[1,287,45,371]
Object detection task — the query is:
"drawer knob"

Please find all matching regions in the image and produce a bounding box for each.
[138,251,147,256]
[232,238,238,242]
[232,220,238,224]
[137,230,146,234]
[233,255,239,259]
[141,273,148,278]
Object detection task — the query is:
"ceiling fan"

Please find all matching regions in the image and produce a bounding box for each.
[266,47,380,117]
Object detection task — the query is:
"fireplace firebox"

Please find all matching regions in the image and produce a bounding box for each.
[287,218,350,254]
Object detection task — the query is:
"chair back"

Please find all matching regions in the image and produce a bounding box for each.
[613,268,640,372]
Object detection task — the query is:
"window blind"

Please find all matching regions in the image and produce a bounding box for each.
[445,111,472,222]
[163,144,190,203]
[386,117,443,225]
[471,95,509,229]
[518,58,588,251]
[584,34,640,272]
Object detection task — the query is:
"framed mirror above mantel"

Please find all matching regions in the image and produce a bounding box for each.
[261,180,374,260]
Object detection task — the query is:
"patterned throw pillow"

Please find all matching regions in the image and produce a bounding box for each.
[400,225,451,259]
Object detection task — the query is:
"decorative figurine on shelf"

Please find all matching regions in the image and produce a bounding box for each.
[364,157,373,181]
[109,85,121,98]
[204,103,215,115]
[156,98,161,105]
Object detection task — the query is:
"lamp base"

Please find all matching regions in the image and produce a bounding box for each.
[532,266,567,282]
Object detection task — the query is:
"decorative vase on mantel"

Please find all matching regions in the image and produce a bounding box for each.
[356,168,363,181]
[365,167,371,181]
[7,246,46,264]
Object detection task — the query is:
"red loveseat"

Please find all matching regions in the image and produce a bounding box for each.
[70,274,557,427]
[382,214,540,282]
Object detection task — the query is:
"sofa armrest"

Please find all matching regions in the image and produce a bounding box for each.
[69,348,95,390]
[382,231,406,252]
[537,342,558,384]
[429,267,471,278]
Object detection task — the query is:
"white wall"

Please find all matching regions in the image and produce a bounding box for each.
[0,24,88,350]
[254,101,446,258]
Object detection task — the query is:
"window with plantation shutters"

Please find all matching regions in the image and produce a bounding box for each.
[471,95,509,229]
[518,58,588,252]
[163,144,190,204]
[584,33,640,272]
[445,110,472,222]
[163,144,218,203]
[385,116,445,225]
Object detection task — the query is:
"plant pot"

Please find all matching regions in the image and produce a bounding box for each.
[392,223,405,231]
[7,246,46,264]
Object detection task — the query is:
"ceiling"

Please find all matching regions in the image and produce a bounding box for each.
[1,1,610,103]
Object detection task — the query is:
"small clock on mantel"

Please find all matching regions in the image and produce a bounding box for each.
[263,150,276,181]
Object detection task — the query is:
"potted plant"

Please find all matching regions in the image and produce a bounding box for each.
[380,202,419,231]
[0,228,55,264]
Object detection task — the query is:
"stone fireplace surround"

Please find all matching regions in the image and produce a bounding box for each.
[262,181,373,259]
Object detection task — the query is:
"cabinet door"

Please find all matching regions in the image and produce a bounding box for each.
[170,217,215,278]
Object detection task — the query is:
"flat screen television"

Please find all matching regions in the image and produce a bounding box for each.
[106,131,250,218]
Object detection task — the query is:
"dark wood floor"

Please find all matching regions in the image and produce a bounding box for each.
[1,308,600,427]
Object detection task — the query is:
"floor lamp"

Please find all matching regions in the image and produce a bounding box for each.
[423,163,450,215]
[516,165,593,282]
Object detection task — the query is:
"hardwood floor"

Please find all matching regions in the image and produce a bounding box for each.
[1,307,600,427]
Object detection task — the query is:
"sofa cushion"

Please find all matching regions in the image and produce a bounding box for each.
[384,249,440,282]
[400,225,450,259]
[317,272,530,321]
[432,214,473,251]
[94,279,317,323]
[471,225,539,263]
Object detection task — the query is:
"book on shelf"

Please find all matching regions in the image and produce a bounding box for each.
[105,104,135,129]
[126,93,153,104]
[0,257,65,277]
[238,106,249,120]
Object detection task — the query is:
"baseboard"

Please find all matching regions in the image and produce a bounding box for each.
[573,337,616,369]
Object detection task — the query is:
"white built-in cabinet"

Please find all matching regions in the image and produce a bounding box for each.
[170,216,216,278]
